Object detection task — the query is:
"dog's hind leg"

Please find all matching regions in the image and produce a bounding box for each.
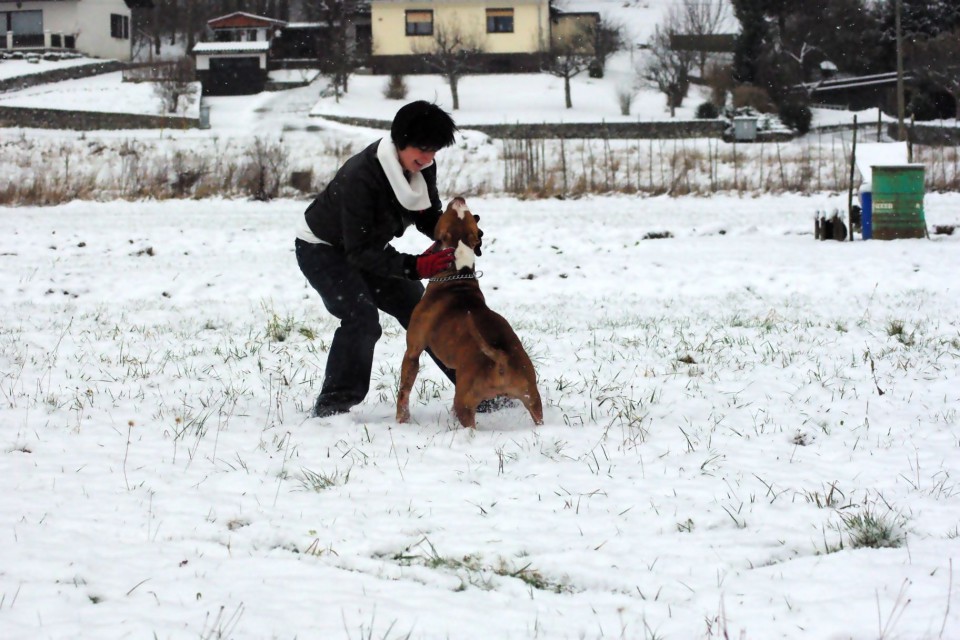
[519,385,544,426]
[396,348,422,423]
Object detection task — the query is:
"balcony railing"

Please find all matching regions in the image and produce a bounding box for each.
[3,31,76,52]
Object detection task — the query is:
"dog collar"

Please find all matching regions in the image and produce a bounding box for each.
[429,271,483,283]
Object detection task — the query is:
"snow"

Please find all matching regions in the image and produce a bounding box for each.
[1,194,959,639]
[0,71,200,118]
[0,56,104,81]
[267,68,320,84]
[855,142,910,182]
[193,42,271,53]
[1,3,959,637]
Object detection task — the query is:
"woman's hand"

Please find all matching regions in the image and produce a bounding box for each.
[416,244,456,278]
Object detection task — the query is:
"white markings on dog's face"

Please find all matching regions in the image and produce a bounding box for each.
[452,199,469,220]
[454,239,475,270]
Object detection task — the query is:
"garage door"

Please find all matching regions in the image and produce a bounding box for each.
[206,57,264,96]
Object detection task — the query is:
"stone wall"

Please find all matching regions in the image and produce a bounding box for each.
[314,113,727,139]
[0,61,126,93]
[0,105,197,130]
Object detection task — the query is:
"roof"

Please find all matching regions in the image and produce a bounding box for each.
[669,34,738,53]
[801,71,914,93]
[207,12,287,30]
[192,41,272,54]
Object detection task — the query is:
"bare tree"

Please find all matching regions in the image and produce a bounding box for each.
[185,0,195,53]
[639,22,695,116]
[150,1,163,55]
[412,21,484,110]
[678,0,729,77]
[317,0,359,102]
[593,18,626,77]
[544,22,595,109]
[153,57,197,114]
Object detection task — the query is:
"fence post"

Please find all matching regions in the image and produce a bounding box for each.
[847,115,858,241]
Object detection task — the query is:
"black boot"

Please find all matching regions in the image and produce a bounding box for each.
[477,395,517,413]
[313,396,350,418]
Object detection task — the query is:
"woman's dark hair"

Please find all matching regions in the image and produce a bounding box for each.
[390,101,458,150]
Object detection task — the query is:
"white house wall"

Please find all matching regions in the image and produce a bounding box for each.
[75,0,132,60]
[1,0,132,60]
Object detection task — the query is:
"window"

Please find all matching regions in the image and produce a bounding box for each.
[405,10,433,36]
[5,10,43,47]
[5,10,43,34]
[110,14,129,40]
[486,8,514,34]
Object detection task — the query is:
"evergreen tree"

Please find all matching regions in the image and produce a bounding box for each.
[729,0,769,83]
[873,0,960,71]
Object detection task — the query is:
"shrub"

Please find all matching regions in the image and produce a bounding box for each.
[907,89,940,121]
[616,86,634,116]
[383,74,408,100]
[243,137,289,201]
[152,57,197,114]
[778,100,812,134]
[732,84,775,113]
[705,62,734,108]
[695,101,720,119]
[840,507,905,549]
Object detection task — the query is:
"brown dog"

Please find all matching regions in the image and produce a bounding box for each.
[396,197,544,429]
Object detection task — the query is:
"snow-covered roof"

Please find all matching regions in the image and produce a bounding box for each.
[192,41,271,54]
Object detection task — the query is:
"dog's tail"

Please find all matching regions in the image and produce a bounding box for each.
[466,312,508,371]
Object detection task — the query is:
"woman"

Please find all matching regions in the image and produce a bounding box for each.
[295,100,481,418]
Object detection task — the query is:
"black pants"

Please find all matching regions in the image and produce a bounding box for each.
[295,239,455,414]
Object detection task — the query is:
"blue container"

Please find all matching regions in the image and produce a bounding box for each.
[859,188,872,240]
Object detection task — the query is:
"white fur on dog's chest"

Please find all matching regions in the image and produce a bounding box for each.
[454,240,475,270]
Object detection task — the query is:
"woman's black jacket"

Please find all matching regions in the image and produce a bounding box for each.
[303,140,442,280]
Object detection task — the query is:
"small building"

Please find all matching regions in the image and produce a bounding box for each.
[0,0,152,61]
[193,40,270,95]
[193,9,372,94]
[799,71,914,112]
[193,12,278,95]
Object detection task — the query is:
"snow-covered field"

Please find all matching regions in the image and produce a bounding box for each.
[1,194,959,639]
[1,4,958,636]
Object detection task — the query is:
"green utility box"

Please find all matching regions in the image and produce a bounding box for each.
[870,164,927,240]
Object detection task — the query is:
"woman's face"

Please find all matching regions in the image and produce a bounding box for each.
[398,145,437,174]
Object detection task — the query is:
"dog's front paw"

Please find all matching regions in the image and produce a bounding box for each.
[396,406,411,423]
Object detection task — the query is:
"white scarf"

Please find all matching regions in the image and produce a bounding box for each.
[377,137,433,211]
